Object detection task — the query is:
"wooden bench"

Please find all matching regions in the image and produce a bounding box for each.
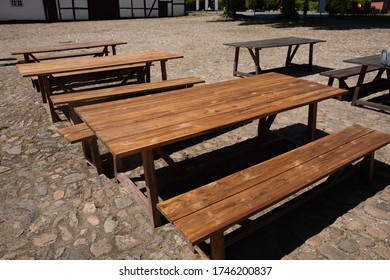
[320,65,384,100]
[57,123,103,175]
[157,124,390,259]
[17,50,107,63]
[31,63,148,95]
[51,77,205,122]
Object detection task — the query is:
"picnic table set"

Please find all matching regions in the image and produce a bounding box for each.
[11,38,390,260]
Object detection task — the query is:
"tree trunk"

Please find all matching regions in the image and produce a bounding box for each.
[280,0,299,19]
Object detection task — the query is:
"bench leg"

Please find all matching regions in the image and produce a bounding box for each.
[351,65,368,106]
[307,103,318,142]
[81,137,103,175]
[210,231,225,260]
[362,152,375,184]
[88,137,104,175]
[233,47,240,76]
[142,150,162,227]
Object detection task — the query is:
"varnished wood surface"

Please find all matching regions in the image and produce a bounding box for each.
[58,123,94,144]
[75,73,347,159]
[10,40,127,55]
[51,77,205,105]
[157,125,390,244]
[17,51,183,77]
[223,36,326,49]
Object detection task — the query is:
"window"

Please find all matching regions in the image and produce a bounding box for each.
[11,0,23,7]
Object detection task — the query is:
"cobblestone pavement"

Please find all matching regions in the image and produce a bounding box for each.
[0,13,389,260]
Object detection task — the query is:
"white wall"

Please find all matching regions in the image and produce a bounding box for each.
[0,0,46,21]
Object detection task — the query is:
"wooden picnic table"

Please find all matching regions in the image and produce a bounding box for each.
[343,54,390,112]
[10,40,127,63]
[16,50,184,122]
[75,72,347,227]
[223,36,326,77]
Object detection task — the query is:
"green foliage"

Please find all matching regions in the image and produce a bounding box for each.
[326,0,372,15]
[295,1,319,12]
[267,0,282,10]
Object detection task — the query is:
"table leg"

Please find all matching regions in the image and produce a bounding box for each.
[111,45,117,55]
[309,43,314,71]
[142,149,162,227]
[42,75,61,123]
[37,76,47,103]
[307,103,318,142]
[248,48,261,75]
[255,48,261,75]
[351,65,368,106]
[160,60,167,80]
[257,114,277,143]
[233,47,240,76]
[285,45,300,67]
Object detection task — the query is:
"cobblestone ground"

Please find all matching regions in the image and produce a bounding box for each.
[0,13,389,260]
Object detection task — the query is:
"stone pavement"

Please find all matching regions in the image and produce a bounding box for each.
[0,13,389,260]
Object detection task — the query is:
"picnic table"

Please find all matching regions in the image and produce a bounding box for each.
[223,36,326,77]
[74,72,347,227]
[10,40,127,63]
[16,51,184,122]
[343,54,390,112]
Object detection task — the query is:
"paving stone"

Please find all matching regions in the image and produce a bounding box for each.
[32,233,58,247]
[363,204,388,221]
[104,216,118,233]
[16,199,37,211]
[90,238,113,258]
[69,249,89,260]
[115,197,133,209]
[337,239,360,254]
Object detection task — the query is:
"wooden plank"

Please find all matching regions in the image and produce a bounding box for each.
[157,125,372,221]
[11,40,127,55]
[76,74,345,143]
[320,65,383,79]
[58,123,94,143]
[103,85,345,157]
[170,128,390,244]
[223,37,326,49]
[51,77,204,105]
[17,51,183,77]
[76,72,291,117]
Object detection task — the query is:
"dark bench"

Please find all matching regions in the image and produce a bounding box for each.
[57,123,103,175]
[51,77,205,122]
[157,124,390,259]
[30,63,148,95]
[320,65,384,100]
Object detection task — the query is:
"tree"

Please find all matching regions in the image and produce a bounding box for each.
[280,0,299,19]
[222,0,240,17]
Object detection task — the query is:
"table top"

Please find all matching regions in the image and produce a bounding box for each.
[10,40,127,55]
[223,36,326,49]
[343,54,385,67]
[75,72,347,159]
[16,51,183,77]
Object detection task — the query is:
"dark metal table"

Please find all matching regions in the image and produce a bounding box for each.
[223,36,326,77]
[344,54,390,112]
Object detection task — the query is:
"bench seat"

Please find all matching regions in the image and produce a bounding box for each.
[58,123,103,174]
[51,77,204,122]
[51,77,204,105]
[18,50,106,63]
[31,63,148,93]
[320,65,384,100]
[157,124,390,259]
